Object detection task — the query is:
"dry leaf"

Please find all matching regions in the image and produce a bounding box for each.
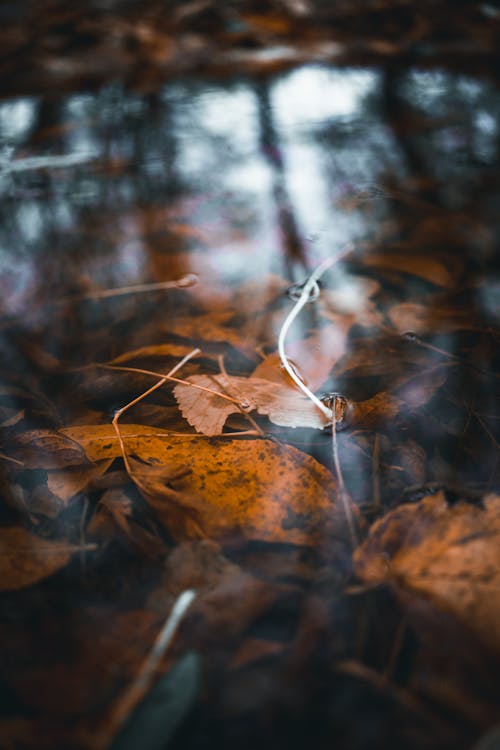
[174,373,329,435]
[354,492,500,653]
[0,527,86,590]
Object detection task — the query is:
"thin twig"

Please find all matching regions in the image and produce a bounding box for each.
[59,274,198,304]
[277,246,353,419]
[112,349,200,475]
[97,589,197,750]
[102,364,243,408]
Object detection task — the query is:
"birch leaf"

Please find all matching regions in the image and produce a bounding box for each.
[173,374,329,435]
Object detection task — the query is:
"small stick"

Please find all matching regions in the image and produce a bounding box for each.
[97,589,197,750]
[278,246,353,420]
[103,364,243,408]
[112,349,200,474]
[60,274,198,304]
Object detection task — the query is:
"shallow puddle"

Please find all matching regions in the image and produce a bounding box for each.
[1,5,500,749]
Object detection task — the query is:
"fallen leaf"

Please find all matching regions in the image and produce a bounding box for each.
[60,424,173,461]
[173,373,329,435]
[48,459,113,503]
[108,343,200,365]
[0,527,87,590]
[343,391,404,430]
[57,426,345,544]
[362,252,457,287]
[354,491,500,653]
[12,430,88,469]
[253,324,348,391]
[87,488,166,559]
[388,302,479,335]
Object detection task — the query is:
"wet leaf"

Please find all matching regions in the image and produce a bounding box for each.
[87,488,166,559]
[53,426,346,543]
[0,527,86,590]
[388,302,479,335]
[47,459,113,502]
[12,430,88,469]
[128,437,342,544]
[362,252,458,287]
[109,343,201,365]
[354,491,500,653]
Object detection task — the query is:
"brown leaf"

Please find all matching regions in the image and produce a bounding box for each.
[47,459,113,503]
[58,425,347,543]
[108,342,201,364]
[12,430,88,469]
[60,423,173,461]
[354,492,500,653]
[388,302,479,335]
[362,252,458,287]
[0,527,85,590]
[87,488,166,559]
[252,324,347,391]
[344,391,404,429]
[127,438,341,544]
[174,373,329,435]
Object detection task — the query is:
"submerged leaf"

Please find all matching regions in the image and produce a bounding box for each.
[354,492,500,653]
[0,527,86,590]
[58,426,345,544]
[48,459,113,502]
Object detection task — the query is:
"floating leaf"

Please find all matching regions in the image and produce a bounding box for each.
[0,527,87,590]
[174,374,329,435]
[354,492,500,653]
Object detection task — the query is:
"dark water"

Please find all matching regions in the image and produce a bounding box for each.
[0,3,500,750]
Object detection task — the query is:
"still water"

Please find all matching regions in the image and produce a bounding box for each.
[0,29,500,750]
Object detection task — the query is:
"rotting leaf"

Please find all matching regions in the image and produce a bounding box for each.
[12,430,89,469]
[0,527,90,591]
[129,438,344,544]
[362,252,459,287]
[354,491,500,654]
[48,459,113,503]
[388,302,479,335]
[87,488,166,559]
[57,426,345,544]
